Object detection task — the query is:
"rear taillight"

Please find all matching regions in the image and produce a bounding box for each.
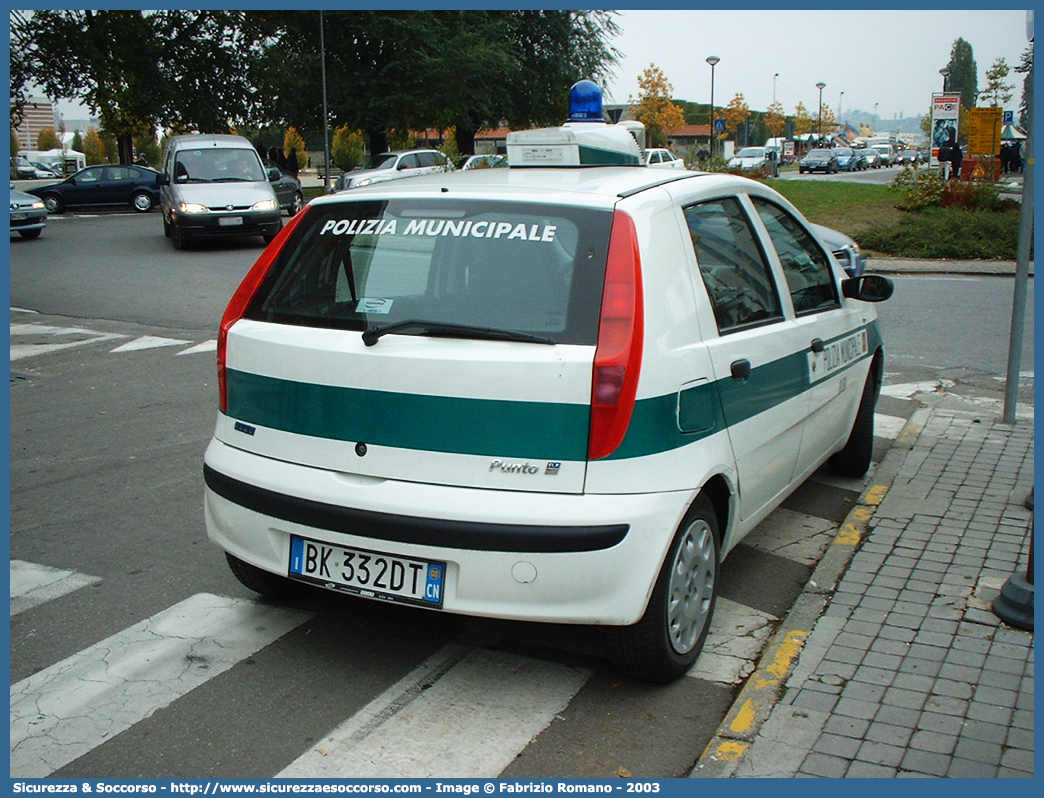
[588,210,643,460]
[218,208,310,413]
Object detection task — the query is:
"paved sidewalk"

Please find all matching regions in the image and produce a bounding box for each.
[694,407,1034,778]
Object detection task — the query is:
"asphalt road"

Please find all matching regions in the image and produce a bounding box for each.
[7,208,1028,778]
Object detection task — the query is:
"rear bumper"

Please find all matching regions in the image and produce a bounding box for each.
[203,438,692,626]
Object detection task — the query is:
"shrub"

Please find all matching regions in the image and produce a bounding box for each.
[858,207,1023,259]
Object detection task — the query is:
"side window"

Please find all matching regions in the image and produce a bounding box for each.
[752,199,840,315]
[684,197,783,333]
[79,167,103,183]
[398,154,420,170]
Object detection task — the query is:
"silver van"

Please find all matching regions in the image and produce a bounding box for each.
[159,134,283,249]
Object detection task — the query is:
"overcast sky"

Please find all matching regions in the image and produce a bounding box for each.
[603,8,1032,122]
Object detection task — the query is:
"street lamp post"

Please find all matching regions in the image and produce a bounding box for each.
[816,81,826,145]
[839,91,844,123]
[707,56,720,159]
[940,67,951,92]
[773,72,779,104]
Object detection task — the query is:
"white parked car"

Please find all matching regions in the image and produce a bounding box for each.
[645,147,685,169]
[336,149,454,190]
[205,83,893,683]
[728,146,780,176]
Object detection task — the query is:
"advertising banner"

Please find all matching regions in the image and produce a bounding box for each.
[930,93,961,167]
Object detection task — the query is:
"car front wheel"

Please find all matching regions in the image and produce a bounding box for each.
[42,194,64,214]
[289,192,304,216]
[612,495,720,683]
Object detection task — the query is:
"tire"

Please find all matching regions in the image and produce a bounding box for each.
[171,224,186,250]
[42,194,64,214]
[289,192,304,216]
[828,370,879,477]
[18,229,42,239]
[132,191,154,212]
[612,496,720,683]
[163,214,171,237]
[225,553,308,600]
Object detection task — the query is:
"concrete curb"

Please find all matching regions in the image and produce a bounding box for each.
[690,407,933,778]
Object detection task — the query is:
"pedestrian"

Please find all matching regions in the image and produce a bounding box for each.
[287,148,299,177]
[1011,140,1022,174]
[1000,142,1010,174]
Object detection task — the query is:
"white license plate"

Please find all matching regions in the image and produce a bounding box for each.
[288,536,445,607]
[218,216,243,226]
[11,212,27,221]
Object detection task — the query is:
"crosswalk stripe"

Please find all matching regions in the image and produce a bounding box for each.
[10,593,313,778]
[278,644,591,778]
[875,413,907,441]
[689,598,777,685]
[10,560,102,616]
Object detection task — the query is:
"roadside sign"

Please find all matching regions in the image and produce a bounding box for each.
[930,93,961,168]
[714,119,726,133]
[1003,110,1014,124]
[968,107,1003,156]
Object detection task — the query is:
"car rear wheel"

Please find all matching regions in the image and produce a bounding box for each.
[828,369,879,477]
[42,194,64,214]
[225,553,309,600]
[132,191,154,212]
[612,495,720,683]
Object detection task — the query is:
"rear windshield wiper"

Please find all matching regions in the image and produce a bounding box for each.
[362,320,555,347]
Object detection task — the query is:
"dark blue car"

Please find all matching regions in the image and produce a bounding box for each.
[28,164,161,214]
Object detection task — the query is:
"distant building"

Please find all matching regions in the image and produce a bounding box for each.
[13,97,58,151]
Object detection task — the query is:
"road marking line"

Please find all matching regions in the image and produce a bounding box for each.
[9,560,102,616]
[278,644,591,778]
[177,340,217,355]
[111,335,193,352]
[10,593,312,778]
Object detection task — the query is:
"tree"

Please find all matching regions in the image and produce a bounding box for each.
[245,10,620,156]
[1014,45,1033,129]
[629,64,685,147]
[793,102,812,137]
[980,58,1013,107]
[71,131,84,153]
[36,127,61,150]
[331,126,365,171]
[722,94,750,142]
[765,101,786,141]
[283,127,308,171]
[10,10,268,163]
[11,128,21,158]
[82,127,107,165]
[945,38,978,111]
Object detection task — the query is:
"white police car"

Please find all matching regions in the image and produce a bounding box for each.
[204,81,893,682]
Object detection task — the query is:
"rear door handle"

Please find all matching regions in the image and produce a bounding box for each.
[730,359,751,380]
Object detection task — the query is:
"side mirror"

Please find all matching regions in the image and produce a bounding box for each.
[842,274,894,302]
[157,173,169,186]
[268,167,281,182]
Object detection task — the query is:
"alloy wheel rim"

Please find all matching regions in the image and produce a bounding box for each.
[666,519,716,654]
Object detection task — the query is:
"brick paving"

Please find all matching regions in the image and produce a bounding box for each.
[700,409,1034,778]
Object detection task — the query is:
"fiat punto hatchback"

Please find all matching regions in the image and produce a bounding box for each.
[204,82,893,682]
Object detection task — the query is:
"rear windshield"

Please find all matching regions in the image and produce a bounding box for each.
[244,199,615,345]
